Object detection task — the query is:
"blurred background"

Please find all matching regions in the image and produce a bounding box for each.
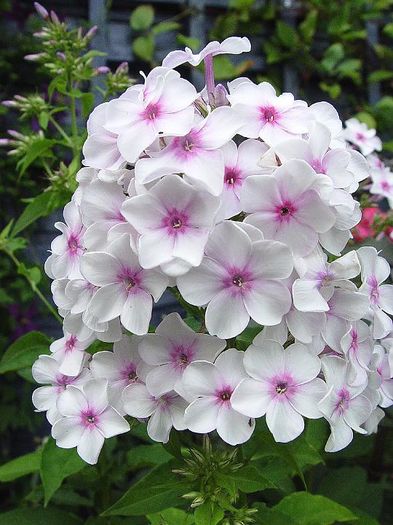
[1,0,393,522]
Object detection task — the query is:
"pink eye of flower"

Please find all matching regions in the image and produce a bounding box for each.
[171,217,183,229]
[143,103,160,121]
[179,353,189,365]
[67,234,81,255]
[356,132,365,142]
[220,390,232,401]
[224,167,240,186]
[232,275,244,287]
[381,180,391,191]
[260,106,278,123]
[335,388,351,413]
[125,277,135,290]
[275,382,288,394]
[65,335,77,351]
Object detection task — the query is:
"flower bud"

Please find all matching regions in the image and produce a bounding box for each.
[24,53,44,62]
[2,100,17,107]
[34,2,49,19]
[85,25,98,40]
[50,10,60,24]
[116,61,129,74]
[96,66,110,75]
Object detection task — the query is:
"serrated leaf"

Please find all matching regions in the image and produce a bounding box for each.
[0,331,50,374]
[130,5,155,31]
[102,460,187,516]
[274,492,357,525]
[40,437,86,506]
[0,449,42,482]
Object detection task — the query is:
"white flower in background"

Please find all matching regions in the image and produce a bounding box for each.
[81,234,168,335]
[319,356,372,452]
[32,354,91,424]
[371,345,393,408]
[228,79,310,146]
[138,312,225,397]
[177,221,293,338]
[182,348,255,445]
[242,160,335,257]
[52,379,130,464]
[162,36,251,68]
[121,175,219,276]
[340,320,373,387]
[232,341,326,442]
[358,246,393,339]
[343,118,382,156]
[122,384,187,443]
[45,201,85,280]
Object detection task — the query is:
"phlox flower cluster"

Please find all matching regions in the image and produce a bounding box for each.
[33,37,393,464]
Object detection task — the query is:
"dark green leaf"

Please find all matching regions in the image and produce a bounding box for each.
[0,331,50,374]
[102,461,187,516]
[133,35,155,62]
[152,21,180,35]
[194,503,224,525]
[17,138,55,176]
[40,437,86,506]
[126,443,172,469]
[130,5,155,31]
[274,492,357,525]
[253,502,297,525]
[368,70,393,83]
[299,9,318,42]
[217,464,276,494]
[12,191,54,236]
[176,35,200,51]
[276,21,299,48]
[0,508,83,525]
[148,508,194,524]
[0,449,41,482]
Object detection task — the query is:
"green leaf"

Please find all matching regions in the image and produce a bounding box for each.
[0,331,50,374]
[17,263,41,286]
[383,22,393,38]
[102,461,187,516]
[12,191,54,236]
[0,449,42,482]
[274,492,357,525]
[0,508,83,525]
[194,503,224,525]
[176,35,200,51]
[148,508,194,524]
[133,35,155,62]
[276,21,299,48]
[217,464,276,495]
[39,111,49,130]
[130,5,155,31]
[321,43,345,72]
[40,437,86,506]
[126,444,172,470]
[355,112,377,130]
[368,70,393,83]
[152,21,180,35]
[253,502,297,525]
[299,9,318,43]
[17,138,55,176]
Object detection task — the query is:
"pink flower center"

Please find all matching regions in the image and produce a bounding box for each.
[381,180,391,192]
[356,132,365,142]
[65,335,77,352]
[317,270,334,288]
[81,409,99,428]
[275,200,297,222]
[142,102,161,121]
[260,105,279,124]
[270,374,296,400]
[120,363,138,383]
[216,386,233,404]
[67,233,83,256]
[118,268,140,293]
[170,344,195,370]
[334,388,350,414]
[367,275,380,305]
[349,329,359,352]
[172,131,202,160]
[224,167,241,187]
[56,374,76,388]
[310,158,326,174]
[224,267,253,295]
[162,209,189,236]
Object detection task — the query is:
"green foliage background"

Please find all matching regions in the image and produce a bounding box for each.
[0,1,393,524]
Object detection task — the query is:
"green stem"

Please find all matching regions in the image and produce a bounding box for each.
[48,115,73,147]
[5,249,62,323]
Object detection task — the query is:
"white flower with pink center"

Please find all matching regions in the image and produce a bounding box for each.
[292,246,360,312]
[318,356,372,452]
[308,102,344,148]
[52,379,130,464]
[371,345,393,408]
[104,68,197,163]
[241,159,336,257]
[121,175,219,276]
[122,385,187,443]
[81,234,169,335]
[162,36,251,68]
[343,118,382,156]
[82,102,125,170]
[216,139,268,221]
[358,246,393,339]
[232,340,325,442]
[227,79,309,146]
[340,321,373,387]
[134,107,242,196]
[90,335,150,413]
[370,168,393,204]
[138,312,226,397]
[50,328,94,376]
[45,201,85,280]
[182,348,255,445]
[177,221,293,339]
[32,354,91,424]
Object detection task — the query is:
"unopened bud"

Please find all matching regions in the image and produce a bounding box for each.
[24,53,44,62]
[34,2,49,19]
[213,83,230,107]
[85,25,98,39]
[96,66,110,74]
[2,100,17,107]
[0,138,11,146]
[50,10,60,24]
[116,61,129,74]
[7,129,23,139]
[56,52,66,61]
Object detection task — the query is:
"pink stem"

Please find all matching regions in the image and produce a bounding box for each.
[204,54,215,106]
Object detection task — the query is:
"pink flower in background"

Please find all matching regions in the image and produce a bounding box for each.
[343,118,382,156]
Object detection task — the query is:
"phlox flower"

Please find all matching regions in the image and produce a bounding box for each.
[308,102,344,148]
[292,246,360,312]
[105,68,197,163]
[122,385,187,443]
[134,106,242,196]
[162,36,251,68]
[52,379,129,464]
[177,221,293,338]
[343,118,382,156]
[340,321,373,387]
[121,174,219,276]
[90,335,150,413]
[182,348,255,445]
[232,340,325,442]
[50,328,94,376]
[371,345,393,408]
[81,234,168,335]
[358,246,393,339]
[32,354,90,424]
[45,201,85,280]
[370,168,393,205]
[227,79,310,146]
[319,356,372,452]
[241,159,335,257]
[138,312,225,397]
